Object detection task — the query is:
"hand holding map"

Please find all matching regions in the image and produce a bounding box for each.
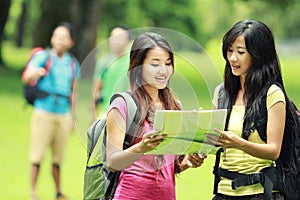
[146,109,227,155]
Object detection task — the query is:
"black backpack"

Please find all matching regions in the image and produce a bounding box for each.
[83,92,140,200]
[21,47,76,106]
[213,82,300,200]
[21,47,51,105]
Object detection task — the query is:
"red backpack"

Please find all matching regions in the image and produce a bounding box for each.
[21,47,76,105]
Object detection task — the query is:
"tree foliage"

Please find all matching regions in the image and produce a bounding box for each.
[2,0,300,69]
[33,0,73,48]
[30,0,101,77]
[0,0,12,66]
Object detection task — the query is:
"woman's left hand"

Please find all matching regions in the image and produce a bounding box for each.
[187,153,207,168]
[180,153,207,171]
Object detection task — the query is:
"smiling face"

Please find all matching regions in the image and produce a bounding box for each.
[142,47,173,92]
[227,35,252,80]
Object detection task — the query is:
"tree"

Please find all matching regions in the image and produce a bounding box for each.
[0,0,12,66]
[32,0,72,48]
[71,0,101,77]
[32,0,101,78]
[15,0,29,47]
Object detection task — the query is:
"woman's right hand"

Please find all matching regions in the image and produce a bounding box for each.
[137,130,167,153]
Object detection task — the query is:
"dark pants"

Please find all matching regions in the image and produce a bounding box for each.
[212,193,284,200]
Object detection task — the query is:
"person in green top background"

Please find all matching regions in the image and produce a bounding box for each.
[92,25,131,120]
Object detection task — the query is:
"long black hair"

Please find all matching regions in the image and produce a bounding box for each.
[222,19,287,139]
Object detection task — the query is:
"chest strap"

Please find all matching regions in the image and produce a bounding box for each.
[218,168,263,189]
[217,167,279,200]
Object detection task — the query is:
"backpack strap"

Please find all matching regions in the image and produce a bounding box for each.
[216,83,229,109]
[38,48,52,75]
[106,91,139,198]
[22,48,51,84]
[218,168,263,189]
[213,148,223,194]
[216,167,277,200]
[213,82,235,194]
[45,50,76,78]
[69,53,77,80]
[243,81,282,142]
[242,82,270,141]
[109,91,139,149]
[85,92,138,162]
[47,51,77,100]
[43,48,52,74]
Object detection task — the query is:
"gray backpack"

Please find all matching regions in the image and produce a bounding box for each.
[83,92,139,200]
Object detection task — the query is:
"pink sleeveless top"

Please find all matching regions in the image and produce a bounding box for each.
[108,97,176,200]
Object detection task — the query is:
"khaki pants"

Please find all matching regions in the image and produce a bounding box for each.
[29,109,73,164]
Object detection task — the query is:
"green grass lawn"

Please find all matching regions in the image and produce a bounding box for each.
[0,43,299,199]
[0,66,216,200]
[0,68,86,199]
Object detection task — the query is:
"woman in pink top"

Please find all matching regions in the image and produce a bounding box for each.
[106,32,206,200]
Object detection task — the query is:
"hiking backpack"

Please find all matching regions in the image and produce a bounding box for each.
[21,47,76,105]
[213,82,300,200]
[83,92,139,200]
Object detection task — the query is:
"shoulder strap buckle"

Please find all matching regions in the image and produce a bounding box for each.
[232,172,263,190]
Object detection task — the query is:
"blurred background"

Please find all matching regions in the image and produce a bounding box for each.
[0,0,299,199]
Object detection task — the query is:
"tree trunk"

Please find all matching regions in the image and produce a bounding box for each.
[32,0,101,78]
[32,0,72,48]
[0,0,12,66]
[15,0,28,47]
[71,0,101,78]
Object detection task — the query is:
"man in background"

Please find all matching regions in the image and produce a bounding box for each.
[92,26,131,120]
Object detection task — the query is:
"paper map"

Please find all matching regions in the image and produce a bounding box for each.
[146,109,227,155]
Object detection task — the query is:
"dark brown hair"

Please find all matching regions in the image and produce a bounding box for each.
[128,32,181,130]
